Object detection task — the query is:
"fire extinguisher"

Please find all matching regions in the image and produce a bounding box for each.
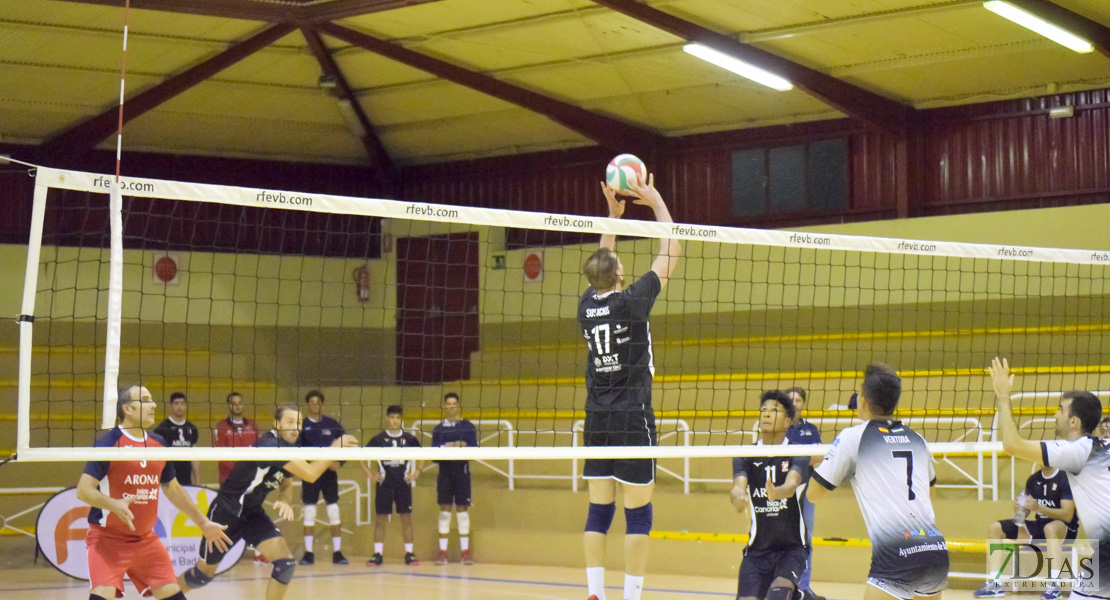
[353,264,370,303]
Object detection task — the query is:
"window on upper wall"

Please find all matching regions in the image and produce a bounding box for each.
[730,138,848,218]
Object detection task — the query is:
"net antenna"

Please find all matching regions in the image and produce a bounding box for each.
[101,0,132,428]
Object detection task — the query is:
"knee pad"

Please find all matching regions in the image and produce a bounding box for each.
[326,503,341,526]
[765,585,793,600]
[183,566,212,589]
[456,511,470,535]
[162,593,187,600]
[625,503,653,536]
[302,504,317,527]
[271,558,296,585]
[584,502,616,534]
[438,511,452,535]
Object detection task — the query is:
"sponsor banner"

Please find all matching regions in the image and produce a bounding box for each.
[36,486,244,580]
[34,166,1107,265]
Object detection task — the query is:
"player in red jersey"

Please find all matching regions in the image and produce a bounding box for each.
[78,384,232,600]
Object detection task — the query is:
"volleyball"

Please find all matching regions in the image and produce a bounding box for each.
[605,154,646,195]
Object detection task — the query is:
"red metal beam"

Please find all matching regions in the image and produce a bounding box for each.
[302,0,446,23]
[42,24,296,158]
[316,22,668,153]
[590,0,910,135]
[1006,0,1110,59]
[301,27,395,186]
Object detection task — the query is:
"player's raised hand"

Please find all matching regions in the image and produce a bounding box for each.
[990,357,1015,402]
[109,496,136,531]
[600,182,625,219]
[626,172,662,209]
[200,518,232,553]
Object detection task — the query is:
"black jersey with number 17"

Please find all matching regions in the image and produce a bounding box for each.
[577,270,661,411]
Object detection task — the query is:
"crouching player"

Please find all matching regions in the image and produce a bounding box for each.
[178,405,358,600]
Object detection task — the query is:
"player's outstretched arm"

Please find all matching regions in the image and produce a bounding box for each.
[284,434,360,483]
[626,173,681,288]
[162,478,231,552]
[599,182,626,251]
[77,473,136,531]
[991,357,1042,463]
[765,470,802,502]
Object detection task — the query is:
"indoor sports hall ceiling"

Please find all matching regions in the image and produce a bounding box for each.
[1,0,1108,170]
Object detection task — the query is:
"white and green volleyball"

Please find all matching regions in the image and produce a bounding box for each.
[605,154,646,194]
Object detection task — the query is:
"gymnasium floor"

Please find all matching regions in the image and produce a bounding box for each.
[0,560,994,599]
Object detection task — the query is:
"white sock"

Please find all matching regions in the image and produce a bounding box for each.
[624,574,644,600]
[586,566,606,600]
[304,535,314,551]
[405,543,414,553]
[439,538,448,551]
[333,536,342,552]
[374,542,383,554]
[460,536,469,551]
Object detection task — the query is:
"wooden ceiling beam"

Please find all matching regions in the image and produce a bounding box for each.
[316,22,668,152]
[591,0,911,135]
[301,27,396,187]
[41,24,296,158]
[1006,0,1110,59]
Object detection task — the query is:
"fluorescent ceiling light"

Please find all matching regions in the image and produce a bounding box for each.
[983,1,1094,53]
[683,43,793,91]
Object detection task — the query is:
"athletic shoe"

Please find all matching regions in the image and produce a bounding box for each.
[298,552,315,566]
[1042,583,1062,600]
[434,550,449,565]
[333,551,349,565]
[973,581,1006,598]
[587,596,600,600]
[366,553,383,567]
[405,552,420,565]
[460,549,473,565]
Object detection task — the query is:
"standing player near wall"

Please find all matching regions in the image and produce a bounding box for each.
[578,174,681,600]
[153,391,200,486]
[213,391,259,485]
[297,390,349,566]
[362,405,425,566]
[432,392,479,565]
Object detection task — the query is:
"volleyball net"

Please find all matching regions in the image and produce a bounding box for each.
[12,163,1110,463]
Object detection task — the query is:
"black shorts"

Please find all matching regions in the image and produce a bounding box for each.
[867,538,949,600]
[1000,518,1079,541]
[736,545,808,599]
[583,407,657,486]
[436,465,472,507]
[200,502,281,566]
[301,469,339,505]
[375,481,413,515]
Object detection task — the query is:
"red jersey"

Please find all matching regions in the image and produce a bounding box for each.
[213,417,259,484]
[82,428,174,536]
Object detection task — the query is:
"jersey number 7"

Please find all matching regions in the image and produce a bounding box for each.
[892,450,916,500]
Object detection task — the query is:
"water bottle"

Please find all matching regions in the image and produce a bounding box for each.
[1013,491,1030,526]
